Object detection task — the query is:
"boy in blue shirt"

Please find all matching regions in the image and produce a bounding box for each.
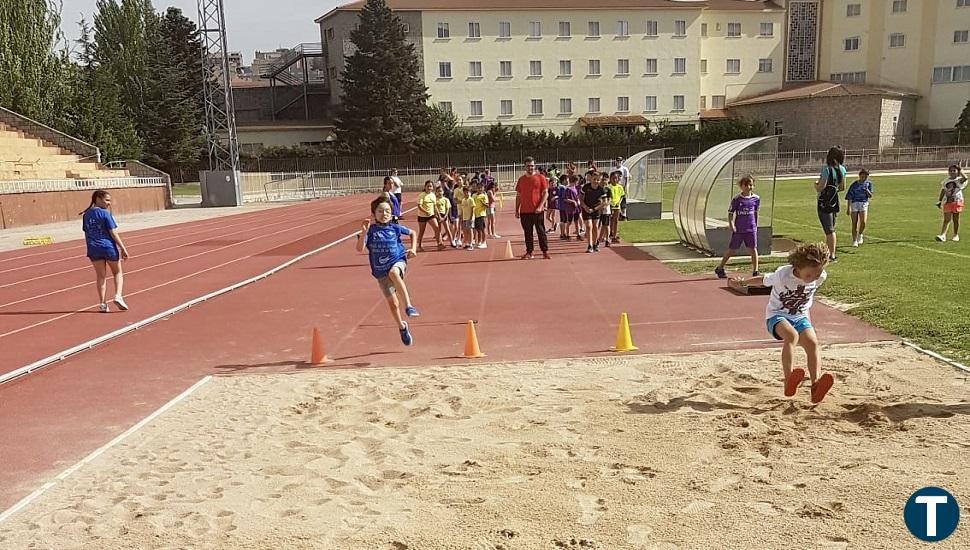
[356,196,419,345]
[845,168,873,247]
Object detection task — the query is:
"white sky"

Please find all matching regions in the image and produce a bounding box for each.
[58,0,341,64]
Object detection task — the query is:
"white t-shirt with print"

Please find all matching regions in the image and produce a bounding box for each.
[941,175,967,203]
[389,175,404,194]
[763,264,827,321]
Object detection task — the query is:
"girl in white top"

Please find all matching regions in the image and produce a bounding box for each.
[936,164,967,242]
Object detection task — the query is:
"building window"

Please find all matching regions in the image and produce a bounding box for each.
[617,96,630,112]
[892,0,907,13]
[644,95,657,112]
[954,30,969,43]
[617,20,629,37]
[500,99,513,116]
[645,58,658,75]
[672,95,685,111]
[438,101,452,113]
[728,23,741,37]
[559,21,571,37]
[437,23,450,39]
[559,60,572,76]
[933,67,953,83]
[529,21,541,38]
[468,22,481,38]
[774,121,783,135]
[470,101,483,117]
[646,20,658,37]
[726,59,741,73]
[674,20,687,36]
[960,0,970,7]
[700,59,708,73]
[845,37,860,51]
[469,61,482,78]
[588,97,601,113]
[712,95,726,108]
[617,58,630,75]
[701,23,708,37]
[560,98,572,114]
[831,71,867,83]
[699,96,706,109]
[530,60,542,77]
[438,62,452,78]
[889,33,905,48]
[847,3,861,16]
[954,65,970,81]
[760,22,773,37]
[499,61,512,77]
[531,99,543,115]
[499,21,511,38]
[588,21,600,37]
[674,58,686,74]
[758,58,773,73]
[325,28,334,41]
[589,59,601,76]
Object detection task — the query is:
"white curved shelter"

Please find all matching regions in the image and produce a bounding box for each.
[672,136,779,255]
[622,148,665,219]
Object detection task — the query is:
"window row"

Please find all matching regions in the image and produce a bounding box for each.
[830,71,867,83]
[434,20,774,39]
[844,29,968,51]
[437,96,695,117]
[932,65,970,83]
[436,58,773,78]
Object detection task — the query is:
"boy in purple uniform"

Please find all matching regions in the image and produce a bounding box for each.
[715,175,760,278]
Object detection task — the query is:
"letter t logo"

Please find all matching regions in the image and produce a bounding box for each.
[915,496,949,537]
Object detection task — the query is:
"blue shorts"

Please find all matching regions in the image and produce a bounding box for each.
[87,246,119,262]
[767,316,812,340]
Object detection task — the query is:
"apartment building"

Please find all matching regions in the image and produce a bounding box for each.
[317,0,786,132]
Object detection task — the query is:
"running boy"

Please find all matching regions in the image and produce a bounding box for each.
[356,196,419,345]
[715,175,760,278]
[845,169,873,247]
[733,242,834,403]
[936,164,967,242]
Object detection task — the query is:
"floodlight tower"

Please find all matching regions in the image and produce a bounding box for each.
[198,0,239,172]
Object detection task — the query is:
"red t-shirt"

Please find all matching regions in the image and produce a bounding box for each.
[515,173,549,214]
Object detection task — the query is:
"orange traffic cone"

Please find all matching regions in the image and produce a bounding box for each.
[310,327,331,364]
[462,320,486,358]
[504,240,514,259]
[611,313,638,352]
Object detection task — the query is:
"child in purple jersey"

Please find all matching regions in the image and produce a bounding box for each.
[715,175,760,278]
[356,196,419,346]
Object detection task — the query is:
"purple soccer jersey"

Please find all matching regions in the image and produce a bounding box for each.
[729,194,760,234]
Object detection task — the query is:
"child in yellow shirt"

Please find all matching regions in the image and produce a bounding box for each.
[606,171,626,243]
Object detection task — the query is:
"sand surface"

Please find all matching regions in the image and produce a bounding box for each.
[1,343,968,549]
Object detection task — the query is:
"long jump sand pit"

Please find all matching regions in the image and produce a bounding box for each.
[1,343,968,549]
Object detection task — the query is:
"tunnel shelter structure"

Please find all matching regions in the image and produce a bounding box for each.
[621,148,666,220]
[672,136,779,256]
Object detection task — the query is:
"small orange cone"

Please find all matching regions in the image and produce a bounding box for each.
[310,327,331,364]
[462,320,486,358]
[611,313,638,352]
[504,240,514,259]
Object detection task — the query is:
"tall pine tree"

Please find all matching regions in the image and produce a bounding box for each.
[956,100,970,145]
[336,0,430,153]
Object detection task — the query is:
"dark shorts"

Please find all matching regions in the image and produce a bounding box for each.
[728,231,757,250]
[560,212,579,223]
[418,215,435,224]
[583,210,599,222]
[817,209,838,235]
[599,214,610,226]
[87,246,119,262]
[474,217,486,230]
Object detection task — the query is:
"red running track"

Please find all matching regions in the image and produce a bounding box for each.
[0,195,891,512]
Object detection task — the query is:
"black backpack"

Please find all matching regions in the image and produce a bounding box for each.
[817,166,841,213]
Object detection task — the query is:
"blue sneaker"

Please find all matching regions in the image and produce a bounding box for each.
[714,266,727,279]
[399,322,413,346]
[405,305,419,317]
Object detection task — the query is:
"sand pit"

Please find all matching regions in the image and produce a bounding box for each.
[1,343,968,549]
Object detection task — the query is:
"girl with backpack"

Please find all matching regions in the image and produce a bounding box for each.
[815,146,846,262]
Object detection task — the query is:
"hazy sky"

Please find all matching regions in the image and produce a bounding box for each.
[58,0,341,63]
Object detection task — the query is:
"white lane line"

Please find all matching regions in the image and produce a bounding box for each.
[0,376,213,524]
[629,316,758,327]
[773,217,970,260]
[902,341,970,374]
[690,338,779,346]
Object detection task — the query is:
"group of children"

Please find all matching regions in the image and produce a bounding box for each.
[545,168,627,253]
[399,169,502,253]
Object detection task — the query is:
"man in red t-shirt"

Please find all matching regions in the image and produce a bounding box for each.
[515,156,550,259]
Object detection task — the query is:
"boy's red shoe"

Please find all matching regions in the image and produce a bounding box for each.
[784,368,805,397]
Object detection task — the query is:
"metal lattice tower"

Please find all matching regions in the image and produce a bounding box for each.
[198,0,239,171]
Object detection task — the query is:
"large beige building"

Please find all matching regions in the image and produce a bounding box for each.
[317,0,787,132]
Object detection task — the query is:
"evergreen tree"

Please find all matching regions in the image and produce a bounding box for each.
[336,0,430,153]
[956,100,970,145]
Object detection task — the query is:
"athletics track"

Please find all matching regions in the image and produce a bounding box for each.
[0,194,889,513]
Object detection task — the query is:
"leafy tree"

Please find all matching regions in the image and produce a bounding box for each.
[956,100,970,145]
[336,0,430,153]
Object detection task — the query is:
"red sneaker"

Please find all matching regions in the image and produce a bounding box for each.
[784,368,805,397]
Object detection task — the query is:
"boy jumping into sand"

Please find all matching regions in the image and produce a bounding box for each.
[733,242,835,403]
[357,196,419,346]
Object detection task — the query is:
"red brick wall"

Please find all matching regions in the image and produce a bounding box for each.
[0,187,167,229]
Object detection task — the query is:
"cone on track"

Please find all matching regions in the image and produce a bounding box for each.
[611,313,638,352]
[504,240,514,259]
[462,320,486,358]
[310,327,331,364]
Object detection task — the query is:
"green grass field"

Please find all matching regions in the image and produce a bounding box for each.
[622,174,970,365]
[171,182,201,197]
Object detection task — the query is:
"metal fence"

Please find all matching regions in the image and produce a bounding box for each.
[0,176,166,194]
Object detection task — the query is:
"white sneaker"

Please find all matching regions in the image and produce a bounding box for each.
[493,234,502,239]
[477,242,487,249]
[858,234,864,244]
[936,234,947,242]
[953,235,961,242]
[852,239,859,247]
[98,303,109,313]
[113,296,129,311]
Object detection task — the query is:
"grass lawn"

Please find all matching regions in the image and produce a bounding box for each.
[622,174,970,365]
[171,182,201,197]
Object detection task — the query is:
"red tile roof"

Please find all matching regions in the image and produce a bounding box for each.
[579,115,649,127]
[329,0,781,12]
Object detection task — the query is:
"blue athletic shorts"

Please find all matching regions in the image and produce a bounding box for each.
[766,315,812,340]
[87,245,119,262]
